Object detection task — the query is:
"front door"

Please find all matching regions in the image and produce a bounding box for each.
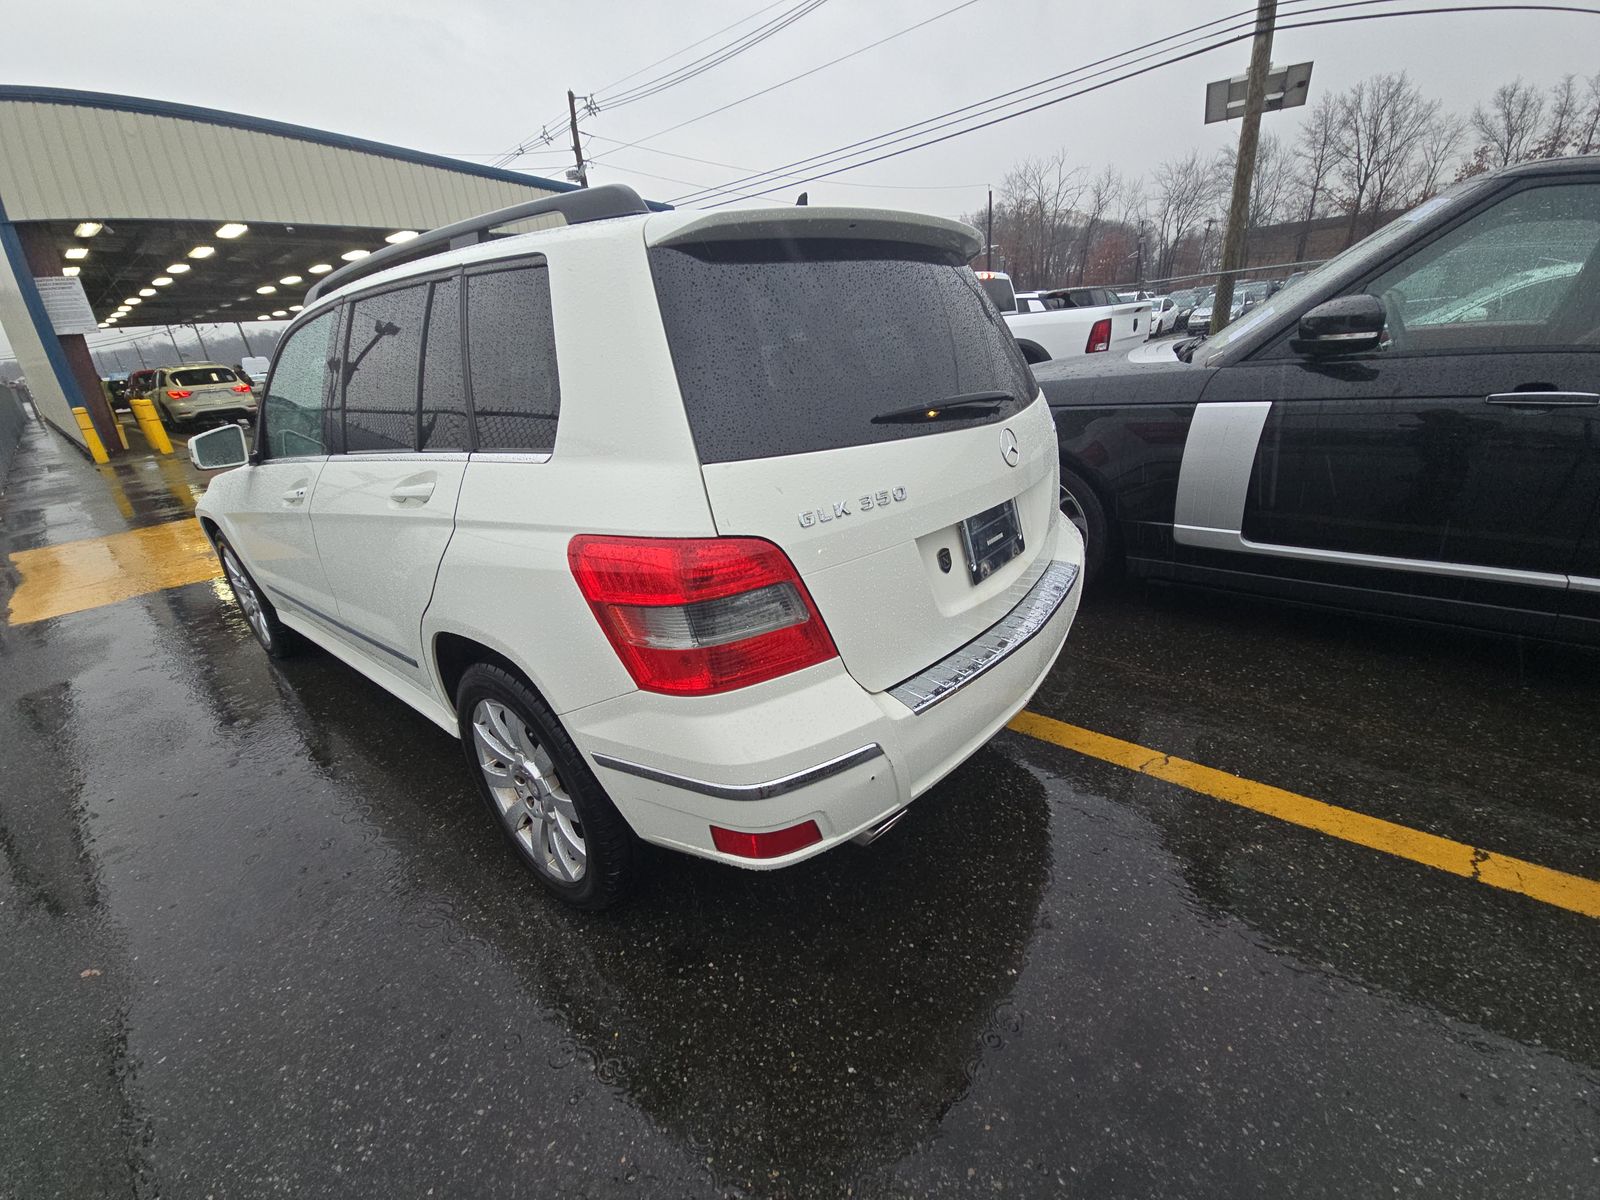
[225,307,342,617]
[1183,174,1600,631]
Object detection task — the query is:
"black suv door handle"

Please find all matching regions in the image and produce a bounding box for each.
[1485,391,1600,407]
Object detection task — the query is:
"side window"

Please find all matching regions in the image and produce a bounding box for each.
[342,283,427,453]
[419,276,469,452]
[1367,182,1600,351]
[466,264,559,452]
[262,310,336,459]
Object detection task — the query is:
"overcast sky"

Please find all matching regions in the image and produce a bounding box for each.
[5,0,1597,361]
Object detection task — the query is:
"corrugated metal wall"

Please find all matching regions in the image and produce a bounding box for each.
[0,100,560,227]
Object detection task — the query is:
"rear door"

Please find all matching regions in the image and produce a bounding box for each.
[309,274,469,685]
[648,233,1061,693]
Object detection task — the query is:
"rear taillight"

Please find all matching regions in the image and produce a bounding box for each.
[567,536,838,695]
[711,820,822,859]
[231,383,251,393]
[166,389,192,399]
[1085,318,1112,353]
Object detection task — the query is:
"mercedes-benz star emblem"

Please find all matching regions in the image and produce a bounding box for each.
[999,427,1020,467]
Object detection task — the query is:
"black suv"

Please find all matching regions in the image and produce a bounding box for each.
[1041,155,1600,644]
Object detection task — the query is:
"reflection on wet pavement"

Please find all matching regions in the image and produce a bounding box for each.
[3,423,1598,1197]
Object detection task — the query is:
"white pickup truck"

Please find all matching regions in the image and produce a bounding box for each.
[975,271,1150,364]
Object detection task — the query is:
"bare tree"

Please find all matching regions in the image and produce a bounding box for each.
[1575,70,1600,154]
[1073,166,1121,284]
[1291,93,1339,260]
[1149,150,1218,277]
[1411,113,1465,201]
[1332,73,1440,243]
[1535,74,1581,158]
[998,150,1085,288]
[1470,78,1545,169]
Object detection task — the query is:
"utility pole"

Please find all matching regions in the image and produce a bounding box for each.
[191,323,211,361]
[234,322,256,357]
[164,325,186,363]
[1209,0,1276,336]
[986,188,994,272]
[132,341,147,368]
[567,90,588,188]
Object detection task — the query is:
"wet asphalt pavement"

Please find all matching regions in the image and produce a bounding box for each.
[3,421,1599,1198]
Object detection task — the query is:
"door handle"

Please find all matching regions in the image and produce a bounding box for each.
[1485,392,1600,407]
[390,481,436,503]
[281,486,308,503]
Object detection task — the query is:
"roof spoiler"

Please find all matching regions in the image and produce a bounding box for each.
[648,207,983,260]
[305,183,650,304]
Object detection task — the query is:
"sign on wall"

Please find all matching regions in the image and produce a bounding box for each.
[31,276,99,336]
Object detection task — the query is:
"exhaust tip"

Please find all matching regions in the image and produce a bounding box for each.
[852,808,909,847]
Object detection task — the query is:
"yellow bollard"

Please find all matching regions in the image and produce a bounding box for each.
[71,406,110,464]
[128,396,174,455]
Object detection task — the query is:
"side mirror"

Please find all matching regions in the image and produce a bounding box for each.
[1292,294,1386,356]
[188,422,250,471]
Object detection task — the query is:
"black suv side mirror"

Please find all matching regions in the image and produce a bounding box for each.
[1291,294,1386,356]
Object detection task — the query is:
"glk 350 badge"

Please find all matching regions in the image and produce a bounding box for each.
[798,486,907,528]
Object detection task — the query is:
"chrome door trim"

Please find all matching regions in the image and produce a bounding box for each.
[591,743,885,802]
[1485,392,1600,406]
[265,585,421,668]
[469,451,552,464]
[325,451,470,463]
[1569,576,1600,593]
[1171,400,1570,590]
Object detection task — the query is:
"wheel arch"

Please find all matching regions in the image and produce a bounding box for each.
[433,630,551,712]
[1014,338,1051,365]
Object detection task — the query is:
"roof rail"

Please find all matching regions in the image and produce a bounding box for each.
[305,183,650,304]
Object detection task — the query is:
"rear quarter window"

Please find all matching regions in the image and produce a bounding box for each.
[649,238,1035,464]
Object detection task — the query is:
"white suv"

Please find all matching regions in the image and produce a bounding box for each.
[187,184,1084,909]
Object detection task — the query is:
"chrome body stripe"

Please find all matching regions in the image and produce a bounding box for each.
[888,558,1079,716]
[591,743,885,802]
[267,587,420,668]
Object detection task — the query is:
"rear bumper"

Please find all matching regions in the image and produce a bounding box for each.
[571,521,1083,869]
[169,394,256,419]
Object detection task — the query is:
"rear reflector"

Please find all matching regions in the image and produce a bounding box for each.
[711,820,822,859]
[568,535,838,695]
[1085,318,1112,354]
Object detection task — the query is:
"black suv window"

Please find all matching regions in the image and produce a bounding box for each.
[262,310,337,459]
[466,264,560,453]
[343,283,427,452]
[650,238,1034,464]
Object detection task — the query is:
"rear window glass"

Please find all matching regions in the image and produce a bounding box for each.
[466,264,560,453]
[649,239,1035,464]
[171,367,238,387]
[977,273,1016,312]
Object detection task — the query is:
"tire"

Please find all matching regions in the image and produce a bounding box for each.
[215,534,300,658]
[157,401,178,428]
[455,663,635,910]
[1059,464,1111,584]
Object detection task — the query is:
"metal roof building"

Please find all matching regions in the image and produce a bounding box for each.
[0,86,596,452]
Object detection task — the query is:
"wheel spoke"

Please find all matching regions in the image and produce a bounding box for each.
[546,787,579,824]
[478,757,515,788]
[545,816,584,881]
[472,705,517,763]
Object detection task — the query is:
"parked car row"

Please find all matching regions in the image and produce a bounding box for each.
[124,364,258,426]
[975,272,1150,362]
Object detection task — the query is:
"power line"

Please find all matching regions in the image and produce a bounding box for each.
[676,1,1599,208]
[669,0,1300,205]
[490,0,824,166]
[586,0,984,166]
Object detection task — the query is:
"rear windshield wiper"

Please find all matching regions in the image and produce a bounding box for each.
[871,391,1011,424]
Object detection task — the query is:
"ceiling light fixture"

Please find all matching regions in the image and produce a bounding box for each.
[124,297,141,305]
[340,249,370,261]
[188,245,215,259]
[75,222,104,238]
[152,276,173,286]
[257,314,271,321]
[166,263,191,274]
[139,288,156,297]
[279,274,303,285]
[64,247,89,260]
[62,266,80,277]
[308,263,333,274]
[288,304,303,312]
[215,223,249,239]
[256,285,276,294]
[271,309,287,317]
[384,230,420,244]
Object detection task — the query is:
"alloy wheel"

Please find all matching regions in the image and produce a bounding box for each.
[471,699,587,884]
[1059,485,1090,550]
[221,546,272,648]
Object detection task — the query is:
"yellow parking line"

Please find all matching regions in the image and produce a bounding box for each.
[1009,710,1600,921]
[5,520,221,625]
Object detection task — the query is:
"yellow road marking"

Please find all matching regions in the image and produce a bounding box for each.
[1009,710,1600,921]
[5,520,221,625]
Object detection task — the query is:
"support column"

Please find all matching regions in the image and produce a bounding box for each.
[0,201,120,454]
